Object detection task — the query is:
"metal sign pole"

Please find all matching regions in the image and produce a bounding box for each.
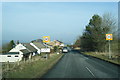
[109,40,111,59]
[106,34,112,59]
[46,45,48,60]
[43,36,50,60]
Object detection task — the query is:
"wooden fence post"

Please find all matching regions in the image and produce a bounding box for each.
[24,58,25,63]
[17,60,19,66]
[7,61,9,71]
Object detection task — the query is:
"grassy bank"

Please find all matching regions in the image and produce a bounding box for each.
[82,52,120,65]
[4,53,63,78]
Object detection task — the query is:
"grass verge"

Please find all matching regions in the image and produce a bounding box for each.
[4,53,63,78]
[82,52,120,65]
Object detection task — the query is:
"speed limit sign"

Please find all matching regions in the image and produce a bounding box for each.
[43,36,50,43]
[106,34,113,40]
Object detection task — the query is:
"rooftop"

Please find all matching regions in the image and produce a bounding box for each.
[2,52,19,55]
[33,42,46,49]
[23,43,37,52]
[20,49,30,54]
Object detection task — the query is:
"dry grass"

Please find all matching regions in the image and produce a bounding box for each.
[84,52,120,65]
[2,53,63,78]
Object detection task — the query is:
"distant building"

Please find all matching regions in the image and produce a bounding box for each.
[60,43,65,47]
[31,39,43,43]
[48,40,64,47]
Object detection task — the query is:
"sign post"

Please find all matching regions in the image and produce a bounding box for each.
[43,36,50,59]
[106,34,113,59]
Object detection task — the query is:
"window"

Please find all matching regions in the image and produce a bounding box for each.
[7,55,11,57]
[15,55,18,57]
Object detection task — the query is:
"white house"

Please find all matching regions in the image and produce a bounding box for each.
[0,43,38,62]
[10,43,37,56]
[30,42,50,53]
[60,43,65,47]
[0,41,52,62]
[0,43,26,62]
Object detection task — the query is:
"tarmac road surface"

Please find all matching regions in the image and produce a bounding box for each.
[42,51,120,78]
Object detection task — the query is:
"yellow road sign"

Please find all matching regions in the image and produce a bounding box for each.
[43,36,50,43]
[106,34,113,40]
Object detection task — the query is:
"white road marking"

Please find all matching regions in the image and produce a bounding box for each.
[86,67,95,78]
[85,57,88,59]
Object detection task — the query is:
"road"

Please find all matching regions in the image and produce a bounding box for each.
[42,50,120,78]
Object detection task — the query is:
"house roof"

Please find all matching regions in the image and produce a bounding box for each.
[20,49,30,54]
[55,40,63,43]
[47,40,62,46]
[23,43,37,52]
[31,39,43,43]
[48,41,55,46]
[33,42,46,49]
[2,52,19,55]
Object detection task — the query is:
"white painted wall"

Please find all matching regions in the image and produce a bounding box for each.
[60,43,65,47]
[0,54,23,62]
[41,48,50,52]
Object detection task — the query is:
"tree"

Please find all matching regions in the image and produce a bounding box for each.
[80,14,103,51]
[53,46,58,52]
[74,36,81,48]
[2,43,9,53]
[80,32,94,51]
[16,40,19,44]
[78,13,116,52]
[101,13,118,54]
[7,40,15,51]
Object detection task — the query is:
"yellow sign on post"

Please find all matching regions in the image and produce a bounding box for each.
[106,34,113,59]
[106,34,113,40]
[43,36,50,43]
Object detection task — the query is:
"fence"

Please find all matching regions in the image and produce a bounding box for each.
[1,53,57,78]
[2,55,43,78]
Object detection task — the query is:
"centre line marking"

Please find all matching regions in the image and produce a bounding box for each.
[86,67,95,78]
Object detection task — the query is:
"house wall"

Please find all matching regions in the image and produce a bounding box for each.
[28,53,32,59]
[55,42,61,46]
[0,54,23,62]
[60,43,65,47]
[30,43,41,54]
[41,48,50,53]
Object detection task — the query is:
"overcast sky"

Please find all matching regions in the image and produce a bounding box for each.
[2,2,118,44]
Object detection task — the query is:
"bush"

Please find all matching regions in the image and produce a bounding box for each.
[53,46,58,52]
